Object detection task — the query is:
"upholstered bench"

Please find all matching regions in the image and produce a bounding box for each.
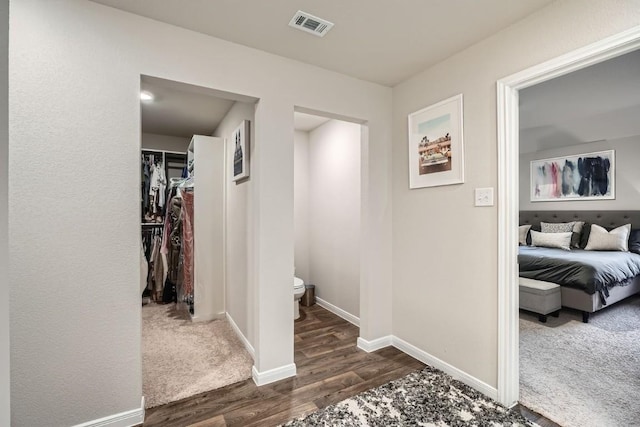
[519,277,561,323]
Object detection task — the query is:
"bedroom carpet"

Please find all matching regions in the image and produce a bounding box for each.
[142,303,252,408]
[282,365,530,426]
[519,295,640,427]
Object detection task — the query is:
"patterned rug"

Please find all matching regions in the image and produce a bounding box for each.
[282,365,530,426]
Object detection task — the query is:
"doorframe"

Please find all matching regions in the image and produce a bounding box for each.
[496,25,640,406]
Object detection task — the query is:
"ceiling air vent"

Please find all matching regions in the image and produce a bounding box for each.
[288,10,334,37]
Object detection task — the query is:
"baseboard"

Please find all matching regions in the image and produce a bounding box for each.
[252,363,296,386]
[226,312,255,360]
[357,335,393,353]
[315,297,360,327]
[391,336,498,400]
[73,397,145,427]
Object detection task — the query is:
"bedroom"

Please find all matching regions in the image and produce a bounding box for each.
[516,48,640,426]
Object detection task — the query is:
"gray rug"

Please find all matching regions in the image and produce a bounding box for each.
[142,304,253,408]
[282,366,530,426]
[520,295,640,427]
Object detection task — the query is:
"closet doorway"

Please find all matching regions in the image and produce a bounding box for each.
[293,109,363,342]
[139,75,256,409]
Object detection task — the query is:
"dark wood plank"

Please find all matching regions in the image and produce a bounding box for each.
[513,403,562,427]
[144,304,425,427]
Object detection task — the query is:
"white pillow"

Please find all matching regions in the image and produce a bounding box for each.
[530,230,572,251]
[519,225,531,246]
[584,224,631,252]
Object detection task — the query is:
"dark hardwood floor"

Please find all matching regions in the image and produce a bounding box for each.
[143,304,425,427]
[143,304,556,426]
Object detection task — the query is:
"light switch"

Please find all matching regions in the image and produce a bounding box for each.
[475,187,494,206]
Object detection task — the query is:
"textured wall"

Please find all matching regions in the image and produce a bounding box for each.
[213,101,255,346]
[519,135,640,210]
[308,120,361,317]
[9,1,392,424]
[0,0,9,424]
[293,130,310,284]
[392,0,640,388]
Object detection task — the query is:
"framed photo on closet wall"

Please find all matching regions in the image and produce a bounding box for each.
[232,120,250,182]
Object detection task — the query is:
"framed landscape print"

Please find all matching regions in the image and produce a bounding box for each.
[232,120,250,182]
[530,150,615,201]
[408,94,464,189]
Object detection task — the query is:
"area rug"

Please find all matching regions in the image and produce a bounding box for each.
[142,303,253,408]
[282,365,530,426]
[520,295,640,427]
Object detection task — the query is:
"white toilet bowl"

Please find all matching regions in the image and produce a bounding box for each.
[294,277,305,319]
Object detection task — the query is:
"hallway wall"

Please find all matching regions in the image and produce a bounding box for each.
[8,1,392,425]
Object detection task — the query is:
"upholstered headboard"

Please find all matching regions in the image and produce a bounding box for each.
[519,211,640,229]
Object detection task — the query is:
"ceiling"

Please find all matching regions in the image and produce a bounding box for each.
[141,76,258,138]
[91,0,552,87]
[519,49,640,153]
[294,113,330,132]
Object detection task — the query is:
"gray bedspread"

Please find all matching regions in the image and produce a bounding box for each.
[518,246,640,298]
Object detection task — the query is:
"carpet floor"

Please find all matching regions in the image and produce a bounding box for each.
[519,295,640,427]
[142,303,253,408]
[282,365,530,426]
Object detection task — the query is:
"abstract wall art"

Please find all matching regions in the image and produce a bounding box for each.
[530,150,615,202]
[408,94,464,189]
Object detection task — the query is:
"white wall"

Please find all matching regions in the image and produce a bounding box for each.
[141,132,191,152]
[392,0,640,390]
[0,0,9,424]
[9,1,392,425]
[519,135,640,211]
[307,120,361,317]
[293,130,310,284]
[212,101,255,346]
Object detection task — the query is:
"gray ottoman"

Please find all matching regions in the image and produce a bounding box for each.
[519,277,561,323]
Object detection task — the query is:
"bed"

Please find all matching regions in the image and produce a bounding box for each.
[519,211,640,322]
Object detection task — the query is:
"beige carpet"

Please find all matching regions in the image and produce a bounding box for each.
[142,304,253,408]
[519,295,640,427]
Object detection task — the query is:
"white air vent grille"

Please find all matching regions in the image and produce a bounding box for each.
[289,10,334,37]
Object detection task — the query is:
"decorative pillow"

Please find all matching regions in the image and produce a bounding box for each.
[584,224,631,251]
[579,223,592,248]
[629,230,640,255]
[530,230,572,251]
[519,225,531,246]
[571,221,585,248]
[541,221,575,233]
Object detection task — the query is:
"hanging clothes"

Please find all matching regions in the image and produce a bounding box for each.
[181,189,195,296]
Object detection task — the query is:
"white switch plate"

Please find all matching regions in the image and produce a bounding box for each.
[475,187,494,206]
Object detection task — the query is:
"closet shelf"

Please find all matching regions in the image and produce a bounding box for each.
[141,222,164,226]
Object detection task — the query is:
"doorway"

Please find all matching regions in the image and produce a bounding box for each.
[497,25,640,409]
[139,75,256,409]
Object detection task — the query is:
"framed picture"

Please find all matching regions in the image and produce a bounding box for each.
[232,120,250,182]
[408,94,464,189]
[530,150,615,201]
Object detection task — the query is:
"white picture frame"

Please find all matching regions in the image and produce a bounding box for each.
[530,150,615,201]
[232,120,250,182]
[408,94,464,189]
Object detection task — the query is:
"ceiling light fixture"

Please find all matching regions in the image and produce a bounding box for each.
[140,91,154,101]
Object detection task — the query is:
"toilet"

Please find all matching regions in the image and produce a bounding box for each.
[293,276,305,319]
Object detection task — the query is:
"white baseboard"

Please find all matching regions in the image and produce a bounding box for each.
[357,335,393,353]
[252,363,296,386]
[226,312,255,360]
[73,397,145,427]
[315,297,360,327]
[391,336,498,400]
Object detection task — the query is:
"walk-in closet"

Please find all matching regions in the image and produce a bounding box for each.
[139,75,255,409]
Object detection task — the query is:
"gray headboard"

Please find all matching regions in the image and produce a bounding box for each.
[520,211,640,229]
